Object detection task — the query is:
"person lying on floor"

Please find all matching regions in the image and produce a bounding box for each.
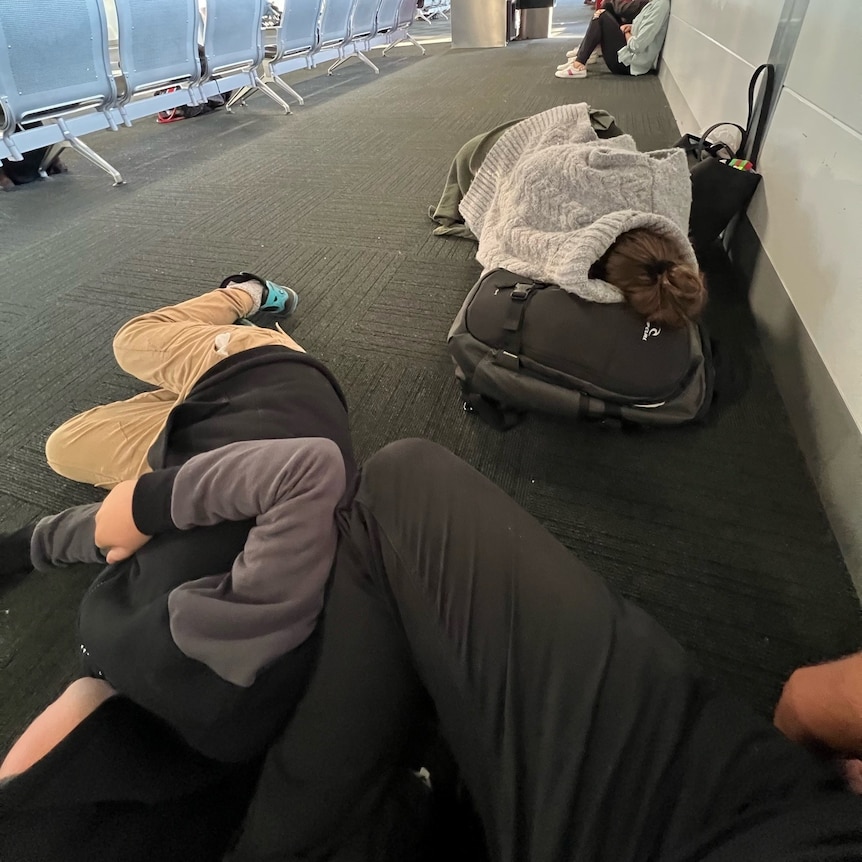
[39,271,353,490]
[0,274,356,860]
[5,440,862,862]
[556,0,669,79]
[448,102,707,328]
[0,437,350,862]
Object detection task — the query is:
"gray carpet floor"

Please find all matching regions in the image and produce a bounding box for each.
[0,2,859,751]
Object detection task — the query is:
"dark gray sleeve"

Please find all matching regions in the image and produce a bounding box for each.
[160,437,347,687]
[30,503,106,571]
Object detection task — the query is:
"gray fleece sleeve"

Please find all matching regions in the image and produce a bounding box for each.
[30,503,106,570]
[140,437,347,687]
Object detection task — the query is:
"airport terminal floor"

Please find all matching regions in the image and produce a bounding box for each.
[0,0,859,761]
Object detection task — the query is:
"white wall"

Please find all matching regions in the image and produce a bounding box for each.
[659,0,862,588]
[747,2,862,432]
[662,0,862,433]
[659,0,783,133]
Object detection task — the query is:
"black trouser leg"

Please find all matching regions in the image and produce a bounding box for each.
[233,441,829,862]
[600,11,631,73]
[342,440,713,862]
[578,11,629,72]
[574,14,604,62]
[228,534,434,862]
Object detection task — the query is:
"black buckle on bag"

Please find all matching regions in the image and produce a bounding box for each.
[511,283,533,301]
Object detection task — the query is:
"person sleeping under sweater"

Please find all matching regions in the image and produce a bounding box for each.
[459,102,707,328]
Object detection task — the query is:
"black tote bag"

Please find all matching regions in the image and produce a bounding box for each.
[675,63,776,253]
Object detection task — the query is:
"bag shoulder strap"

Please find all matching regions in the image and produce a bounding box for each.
[742,63,776,166]
[501,281,545,354]
[695,64,776,165]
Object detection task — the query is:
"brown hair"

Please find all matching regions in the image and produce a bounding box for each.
[595,228,707,328]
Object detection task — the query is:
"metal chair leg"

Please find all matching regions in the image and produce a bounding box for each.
[252,74,293,114]
[270,75,305,105]
[56,118,124,185]
[404,32,427,54]
[354,50,380,73]
[226,87,252,110]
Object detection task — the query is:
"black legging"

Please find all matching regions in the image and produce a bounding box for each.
[576,8,631,73]
[229,440,862,862]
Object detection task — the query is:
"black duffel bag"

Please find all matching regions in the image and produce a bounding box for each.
[448,269,714,430]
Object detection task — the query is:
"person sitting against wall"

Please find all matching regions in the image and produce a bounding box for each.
[456,101,707,328]
[556,0,669,79]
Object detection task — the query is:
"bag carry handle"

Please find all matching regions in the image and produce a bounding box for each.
[695,122,746,161]
[695,64,775,166]
[742,63,775,166]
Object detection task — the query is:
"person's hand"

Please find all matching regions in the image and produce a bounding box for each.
[593,8,604,17]
[620,23,632,38]
[774,654,862,757]
[94,479,152,564]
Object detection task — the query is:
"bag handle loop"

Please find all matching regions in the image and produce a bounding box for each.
[695,123,746,161]
[694,64,776,167]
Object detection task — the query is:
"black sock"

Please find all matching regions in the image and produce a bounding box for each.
[0,523,36,577]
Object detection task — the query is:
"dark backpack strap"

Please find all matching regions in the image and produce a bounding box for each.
[501,281,542,354]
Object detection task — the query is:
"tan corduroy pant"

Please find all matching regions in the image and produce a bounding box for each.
[45,286,304,489]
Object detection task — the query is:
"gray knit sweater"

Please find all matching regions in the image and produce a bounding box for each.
[459,103,698,304]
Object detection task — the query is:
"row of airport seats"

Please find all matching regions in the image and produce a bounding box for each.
[415,0,451,24]
[0,0,423,187]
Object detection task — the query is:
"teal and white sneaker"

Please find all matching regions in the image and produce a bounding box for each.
[219,272,299,318]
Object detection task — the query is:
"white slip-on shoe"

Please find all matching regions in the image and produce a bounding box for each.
[555,65,587,78]
[565,48,579,58]
[557,60,575,70]
[587,50,600,65]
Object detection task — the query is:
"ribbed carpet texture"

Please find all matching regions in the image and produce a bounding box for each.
[0,2,858,752]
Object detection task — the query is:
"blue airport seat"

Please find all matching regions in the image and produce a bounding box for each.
[326,0,385,75]
[112,0,204,125]
[201,0,293,115]
[264,0,327,104]
[313,0,358,68]
[0,0,124,185]
[381,0,427,56]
